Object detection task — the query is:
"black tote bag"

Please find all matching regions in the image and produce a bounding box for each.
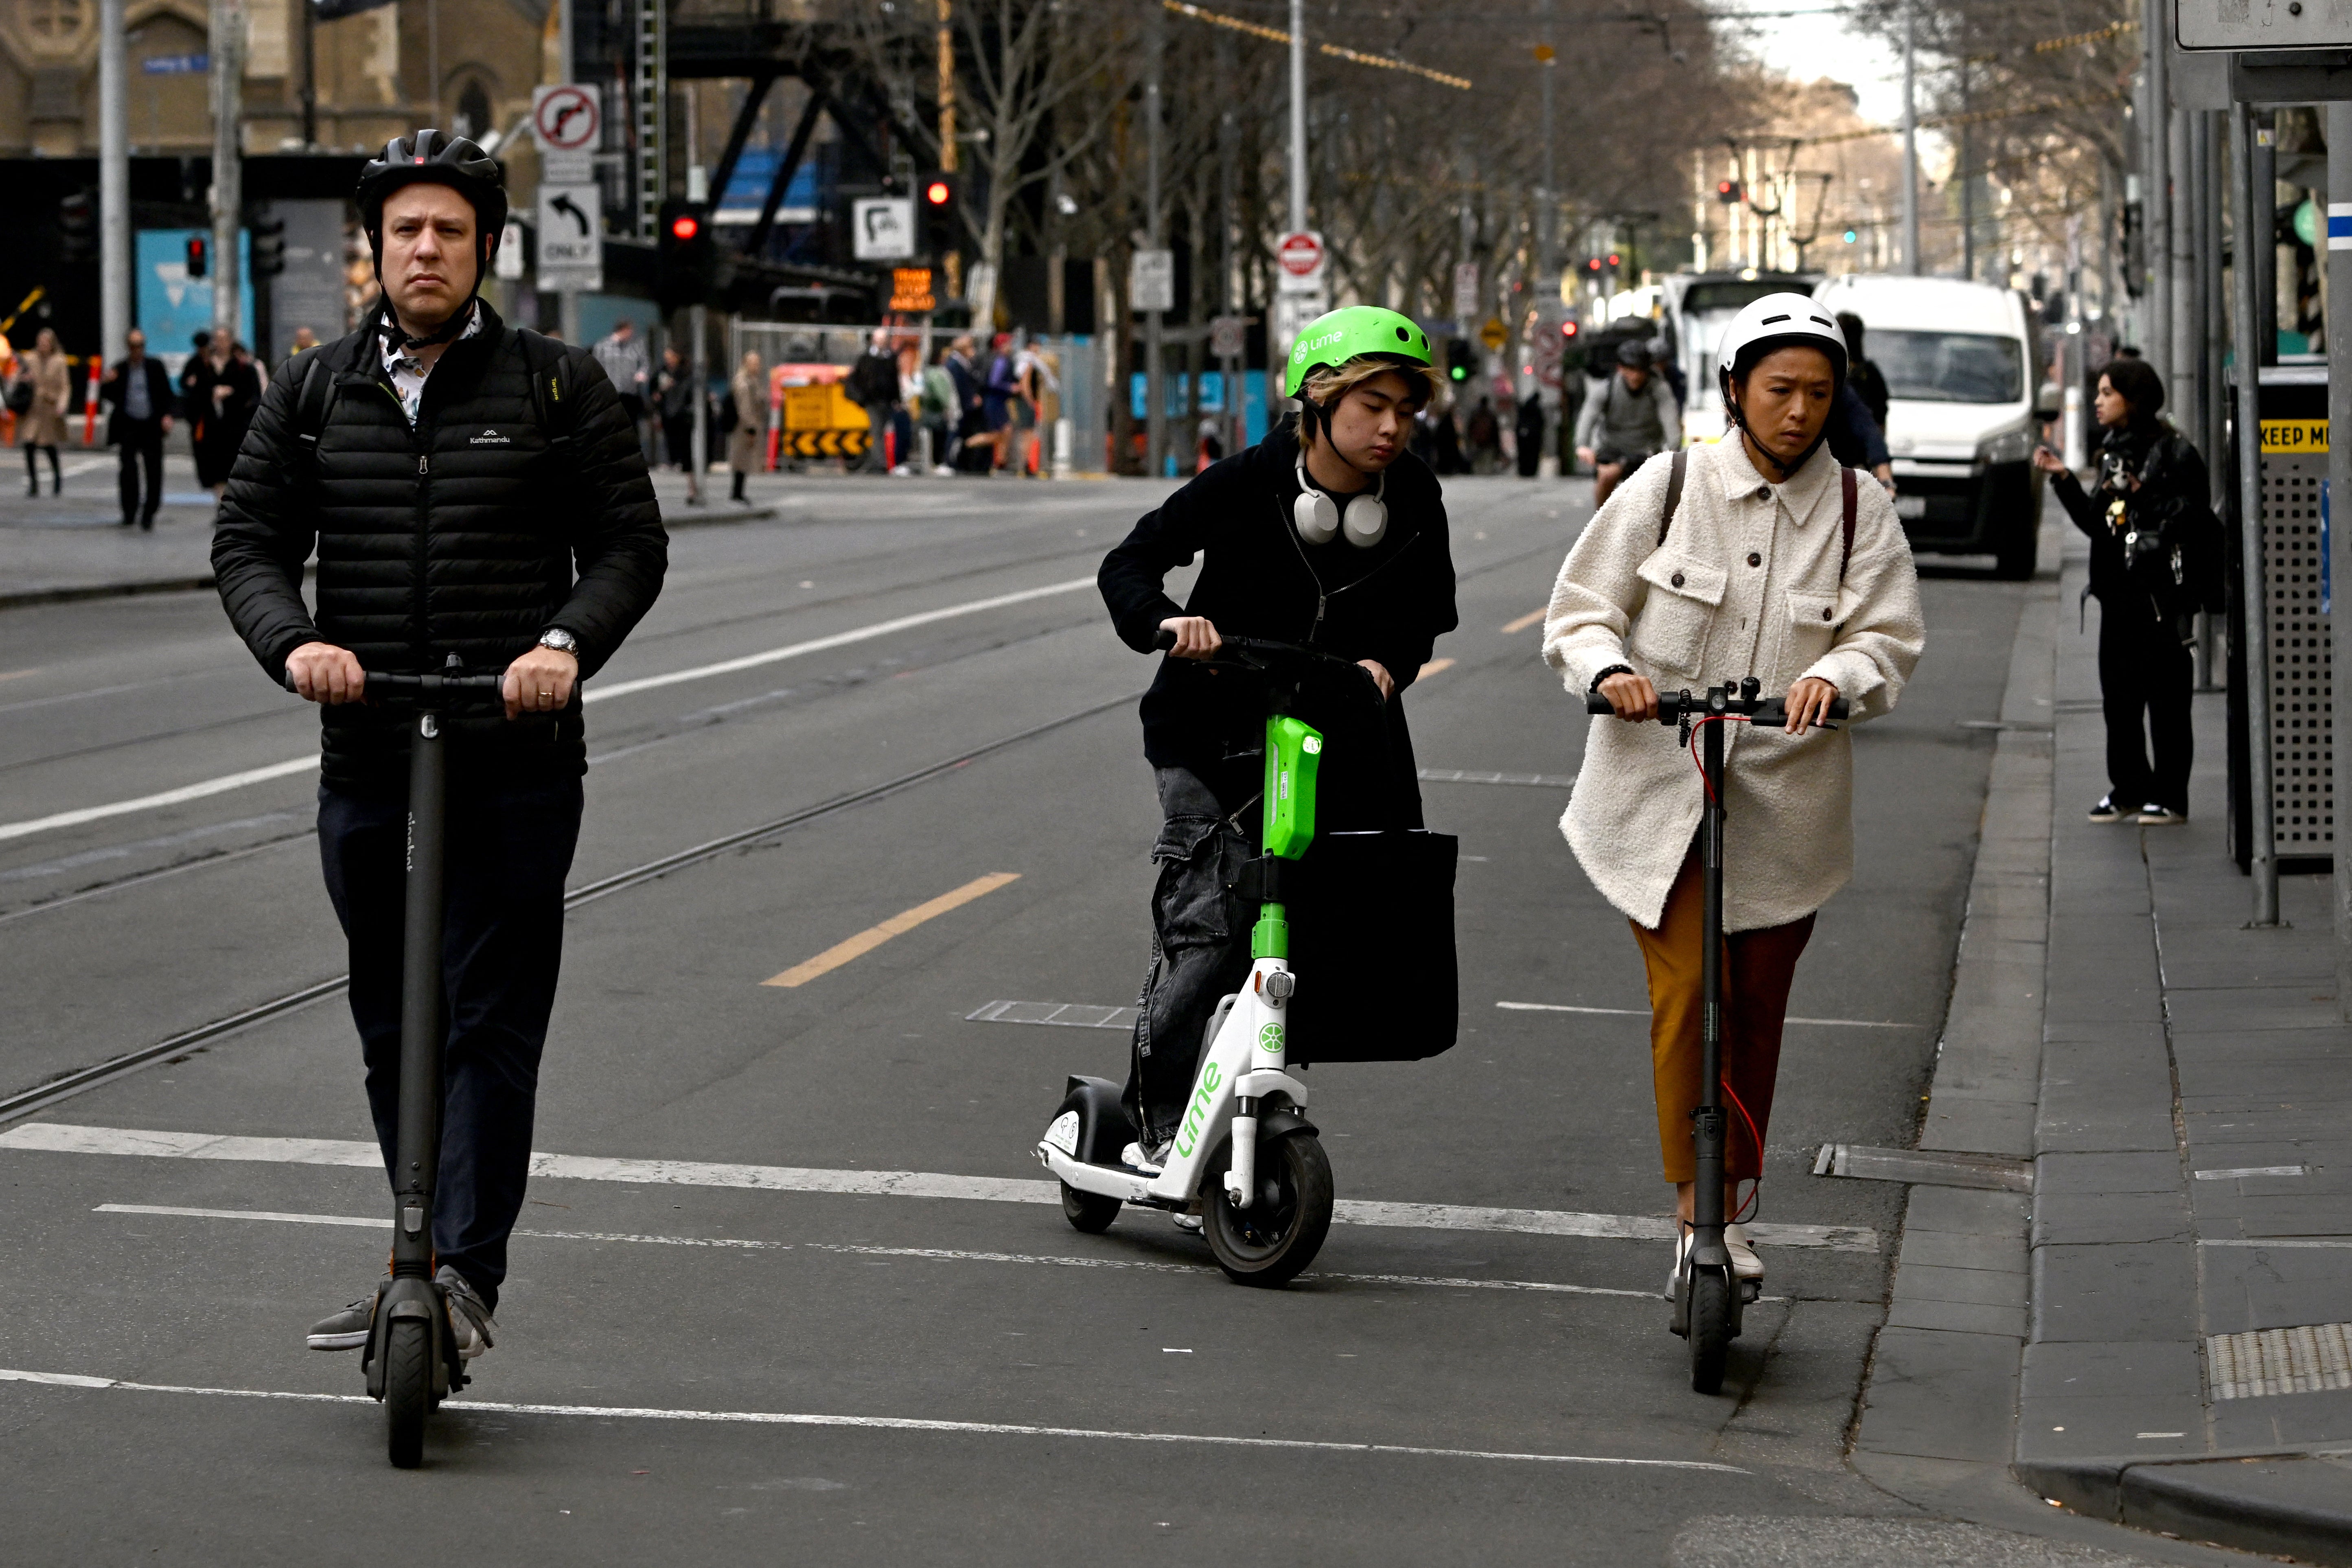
[1281,828,1459,1064]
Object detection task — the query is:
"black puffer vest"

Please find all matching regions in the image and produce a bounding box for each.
[213,302,668,790]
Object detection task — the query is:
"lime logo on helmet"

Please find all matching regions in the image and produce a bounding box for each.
[1259,1023,1285,1054]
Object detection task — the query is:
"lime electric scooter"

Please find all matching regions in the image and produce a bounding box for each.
[1585,677,1846,1394]
[289,655,506,1467]
[1037,632,1360,1286]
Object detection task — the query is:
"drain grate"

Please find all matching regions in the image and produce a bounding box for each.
[967,1001,1137,1031]
[2208,1322,2352,1399]
[1813,1143,2034,1192]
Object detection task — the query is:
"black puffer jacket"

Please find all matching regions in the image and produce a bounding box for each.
[1099,423,1457,827]
[213,302,668,791]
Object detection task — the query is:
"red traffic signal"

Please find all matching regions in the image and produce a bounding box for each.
[1585,258,1602,272]
[1607,252,1621,267]
[1715,179,1743,204]
[924,179,953,207]
[1561,321,1579,338]
[185,234,208,279]
[669,211,701,242]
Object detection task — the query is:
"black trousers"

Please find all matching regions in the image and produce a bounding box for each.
[318,772,584,1310]
[116,424,164,526]
[1123,767,1255,1147]
[2096,594,2193,814]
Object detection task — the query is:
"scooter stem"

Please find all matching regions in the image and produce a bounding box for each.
[1689,688,1730,1262]
[391,708,447,1281]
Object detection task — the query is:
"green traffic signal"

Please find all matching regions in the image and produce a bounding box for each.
[1843,228,1857,244]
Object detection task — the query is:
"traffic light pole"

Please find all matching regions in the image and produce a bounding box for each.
[1144,0,1166,479]
[210,0,245,337]
[100,0,129,370]
[689,302,707,504]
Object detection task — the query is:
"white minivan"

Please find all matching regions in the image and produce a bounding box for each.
[1812,274,2045,580]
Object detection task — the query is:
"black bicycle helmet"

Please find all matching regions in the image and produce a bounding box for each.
[358,130,508,343]
[1614,337,1652,370]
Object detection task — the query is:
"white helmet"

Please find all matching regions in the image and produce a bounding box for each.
[1713,292,1848,388]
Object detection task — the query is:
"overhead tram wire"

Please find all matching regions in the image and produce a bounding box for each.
[0,691,1144,1127]
[1161,1,1474,90]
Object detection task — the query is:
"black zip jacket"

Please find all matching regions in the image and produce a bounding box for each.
[2050,421,2220,611]
[212,302,668,791]
[1098,424,1457,826]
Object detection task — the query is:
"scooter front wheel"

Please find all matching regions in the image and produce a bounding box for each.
[1204,1131,1333,1287]
[384,1317,433,1468]
[1686,1267,1731,1395]
[1060,1180,1121,1233]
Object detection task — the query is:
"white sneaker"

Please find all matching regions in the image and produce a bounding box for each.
[1723,1223,1765,1283]
[1119,1141,1166,1176]
[1172,1213,1203,1234]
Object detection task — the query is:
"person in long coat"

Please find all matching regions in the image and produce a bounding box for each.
[16,328,72,495]
[183,327,263,497]
[726,351,766,500]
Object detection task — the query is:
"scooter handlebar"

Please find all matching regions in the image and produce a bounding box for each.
[283,668,510,703]
[1582,687,1850,727]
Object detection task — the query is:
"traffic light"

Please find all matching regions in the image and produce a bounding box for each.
[1445,339,1476,383]
[1607,252,1621,269]
[656,198,715,309]
[1561,320,1580,340]
[250,212,286,278]
[1585,257,1603,274]
[57,189,95,265]
[1842,228,1858,245]
[185,235,208,279]
[918,170,960,256]
[1716,179,1743,205]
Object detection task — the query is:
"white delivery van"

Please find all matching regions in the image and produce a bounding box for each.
[1812,274,2045,579]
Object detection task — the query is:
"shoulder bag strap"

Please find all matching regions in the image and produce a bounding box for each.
[1657,446,1688,546]
[1840,464,1858,581]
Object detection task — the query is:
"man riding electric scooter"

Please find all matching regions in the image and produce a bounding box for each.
[212,131,667,1375]
[1098,305,1459,1178]
[1540,293,1923,1354]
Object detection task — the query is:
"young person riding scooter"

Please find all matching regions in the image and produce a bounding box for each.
[1098,306,1459,1174]
[1541,293,1923,1291]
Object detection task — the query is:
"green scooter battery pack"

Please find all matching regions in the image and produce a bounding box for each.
[1261,716,1323,861]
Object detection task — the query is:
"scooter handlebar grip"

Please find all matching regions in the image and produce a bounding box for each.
[1152,627,1178,652]
[1584,692,1615,714]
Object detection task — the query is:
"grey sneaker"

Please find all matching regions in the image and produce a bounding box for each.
[437,1266,497,1360]
[307,1287,379,1351]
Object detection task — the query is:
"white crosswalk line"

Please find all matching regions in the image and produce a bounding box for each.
[3,1122,1878,1250]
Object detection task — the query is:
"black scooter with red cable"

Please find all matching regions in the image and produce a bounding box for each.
[1585,675,1847,1394]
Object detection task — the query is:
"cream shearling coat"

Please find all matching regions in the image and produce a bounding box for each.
[1542,438,1925,932]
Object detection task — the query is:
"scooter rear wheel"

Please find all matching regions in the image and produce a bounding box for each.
[1060,1180,1121,1233]
[1204,1131,1333,1287]
[384,1317,432,1469]
[1686,1267,1730,1395]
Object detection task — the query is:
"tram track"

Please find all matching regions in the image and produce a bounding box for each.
[0,690,1139,1126]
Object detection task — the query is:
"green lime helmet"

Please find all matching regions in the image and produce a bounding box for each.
[1283,305,1434,399]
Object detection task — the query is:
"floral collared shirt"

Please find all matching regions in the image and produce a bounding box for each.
[378,302,482,426]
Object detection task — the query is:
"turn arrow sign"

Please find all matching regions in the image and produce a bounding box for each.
[552,194,591,237]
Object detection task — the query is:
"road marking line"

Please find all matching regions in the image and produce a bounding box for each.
[764,872,1021,988]
[1502,610,1547,634]
[0,579,1096,846]
[1495,1001,1921,1029]
[2200,1238,2352,1248]
[1417,658,1456,679]
[2194,1165,2306,1181]
[0,1366,1745,1469]
[967,1000,1137,1030]
[1417,769,1574,789]
[2,1124,1876,1250]
[93,1204,1702,1299]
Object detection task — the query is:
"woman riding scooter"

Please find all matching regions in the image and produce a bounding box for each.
[1541,293,1924,1292]
[1098,305,1459,1177]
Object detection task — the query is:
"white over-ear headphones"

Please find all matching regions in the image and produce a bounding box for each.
[1292,463,1388,548]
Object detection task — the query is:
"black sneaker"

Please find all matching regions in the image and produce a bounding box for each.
[2136,804,2186,826]
[307,1287,379,1352]
[437,1265,497,1360]
[2087,795,2126,823]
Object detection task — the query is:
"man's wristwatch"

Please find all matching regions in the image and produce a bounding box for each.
[537,628,580,657]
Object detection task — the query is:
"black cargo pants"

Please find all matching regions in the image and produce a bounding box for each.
[1123,766,1256,1149]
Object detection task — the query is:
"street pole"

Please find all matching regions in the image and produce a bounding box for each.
[99,0,129,371]
[1959,54,1973,279]
[938,0,960,304]
[690,301,708,504]
[2170,105,2196,437]
[2063,215,2085,471]
[558,0,583,345]
[1900,0,1919,276]
[2230,103,2280,926]
[2328,102,2352,1006]
[1538,0,1556,285]
[210,0,245,337]
[2144,0,2171,385]
[1288,0,1306,233]
[1218,28,1242,458]
[1144,0,1165,480]
[298,0,318,148]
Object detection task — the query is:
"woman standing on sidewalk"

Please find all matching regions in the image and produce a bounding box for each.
[2032,358,2220,827]
[1543,294,1923,1293]
[15,328,71,496]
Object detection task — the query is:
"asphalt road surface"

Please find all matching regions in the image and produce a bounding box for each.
[0,472,2131,1564]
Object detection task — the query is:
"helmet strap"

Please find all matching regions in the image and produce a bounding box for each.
[1722,376,1831,484]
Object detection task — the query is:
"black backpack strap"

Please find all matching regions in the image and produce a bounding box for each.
[514,328,577,440]
[1657,447,1688,546]
[1839,464,1858,581]
[291,349,337,450]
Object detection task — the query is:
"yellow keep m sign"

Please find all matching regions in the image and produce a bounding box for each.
[2261,419,2328,453]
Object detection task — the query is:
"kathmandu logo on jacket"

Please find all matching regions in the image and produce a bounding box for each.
[470,428,512,445]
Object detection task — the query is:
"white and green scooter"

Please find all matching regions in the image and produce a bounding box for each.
[1037,634,1338,1286]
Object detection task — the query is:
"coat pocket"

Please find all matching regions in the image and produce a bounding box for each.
[1631,550,1728,676]
[1784,586,1844,666]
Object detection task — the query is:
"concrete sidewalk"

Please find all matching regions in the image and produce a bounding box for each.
[0,451,772,609]
[1851,510,2352,1564]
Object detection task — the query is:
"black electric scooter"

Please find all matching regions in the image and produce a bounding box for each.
[288,655,506,1467]
[1585,677,1846,1394]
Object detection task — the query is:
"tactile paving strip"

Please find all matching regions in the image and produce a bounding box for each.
[2207,1320,2352,1399]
